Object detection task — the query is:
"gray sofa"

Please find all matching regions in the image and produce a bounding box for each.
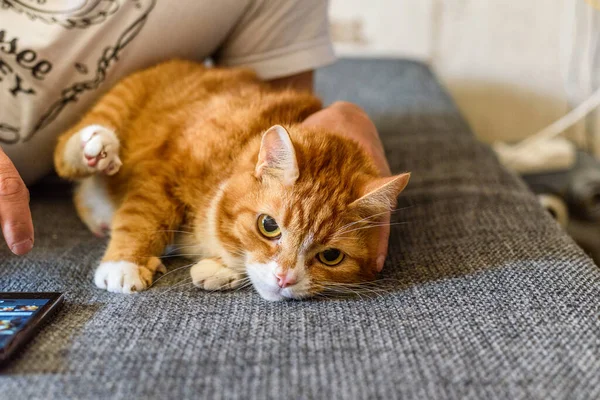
[2,59,599,399]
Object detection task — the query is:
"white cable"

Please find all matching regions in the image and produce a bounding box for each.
[495,2,600,169]
[511,84,600,152]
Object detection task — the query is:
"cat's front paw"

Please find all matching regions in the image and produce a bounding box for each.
[94,261,154,294]
[79,125,122,175]
[191,259,245,291]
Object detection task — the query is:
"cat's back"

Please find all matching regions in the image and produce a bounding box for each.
[116,60,265,161]
[129,59,261,111]
[115,59,320,185]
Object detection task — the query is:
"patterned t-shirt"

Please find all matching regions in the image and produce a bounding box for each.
[0,0,335,183]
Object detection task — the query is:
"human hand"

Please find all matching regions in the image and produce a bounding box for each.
[0,147,33,255]
[302,101,391,272]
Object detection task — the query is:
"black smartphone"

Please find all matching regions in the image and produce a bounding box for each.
[0,292,64,368]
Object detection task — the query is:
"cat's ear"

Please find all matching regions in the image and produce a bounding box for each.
[349,173,411,213]
[255,125,299,186]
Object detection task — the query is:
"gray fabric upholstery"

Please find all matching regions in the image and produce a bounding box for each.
[1,59,599,399]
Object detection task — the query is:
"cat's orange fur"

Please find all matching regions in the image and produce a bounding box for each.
[54,60,409,300]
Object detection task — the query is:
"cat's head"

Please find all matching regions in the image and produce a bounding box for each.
[218,125,410,301]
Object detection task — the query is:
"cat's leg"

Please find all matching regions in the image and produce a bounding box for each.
[74,175,116,237]
[54,73,146,180]
[94,184,181,294]
[191,258,245,291]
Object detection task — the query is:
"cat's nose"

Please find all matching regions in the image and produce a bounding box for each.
[275,269,297,288]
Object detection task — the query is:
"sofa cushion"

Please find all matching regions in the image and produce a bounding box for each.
[1,59,599,399]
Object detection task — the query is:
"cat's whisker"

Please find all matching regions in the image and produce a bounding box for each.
[228,252,248,260]
[207,277,252,293]
[337,211,390,233]
[234,277,252,287]
[149,262,197,288]
[325,288,372,300]
[333,225,405,240]
[334,222,410,237]
[153,253,204,260]
[155,229,195,235]
[312,281,395,300]
[335,207,414,236]
[336,209,401,234]
[135,254,186,260]
[128,229,195,237]
[312,283,366,299]
[158,277,195,295]
[319,283,394,294]
[320,279,396,286]
[233,280,253,292]
[163,243,203,255]
[228,249,246,256]
[353,221,409,229]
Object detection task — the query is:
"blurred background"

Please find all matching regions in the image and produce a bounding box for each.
[329,0,600,262]
[329,0,596,151]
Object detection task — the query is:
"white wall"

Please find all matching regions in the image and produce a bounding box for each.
[330,0,588,145]
[329,0,433,60]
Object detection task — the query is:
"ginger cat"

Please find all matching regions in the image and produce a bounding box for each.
[54,60,410,301]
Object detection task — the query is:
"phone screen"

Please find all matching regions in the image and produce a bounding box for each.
[0,298,51,351]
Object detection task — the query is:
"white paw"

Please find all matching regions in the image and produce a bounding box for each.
[191,259,244,291]
[79,125,122,175]
[94,261,151,294]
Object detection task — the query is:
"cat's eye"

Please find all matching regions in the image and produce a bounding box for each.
[257,214,281,239]
[317,249,345,266]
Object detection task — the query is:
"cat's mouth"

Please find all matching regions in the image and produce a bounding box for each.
[253,281,312,302]
[245,262,310,301]
[249,277,287,301]
[258,286,287,302]
[249,274,291,301]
